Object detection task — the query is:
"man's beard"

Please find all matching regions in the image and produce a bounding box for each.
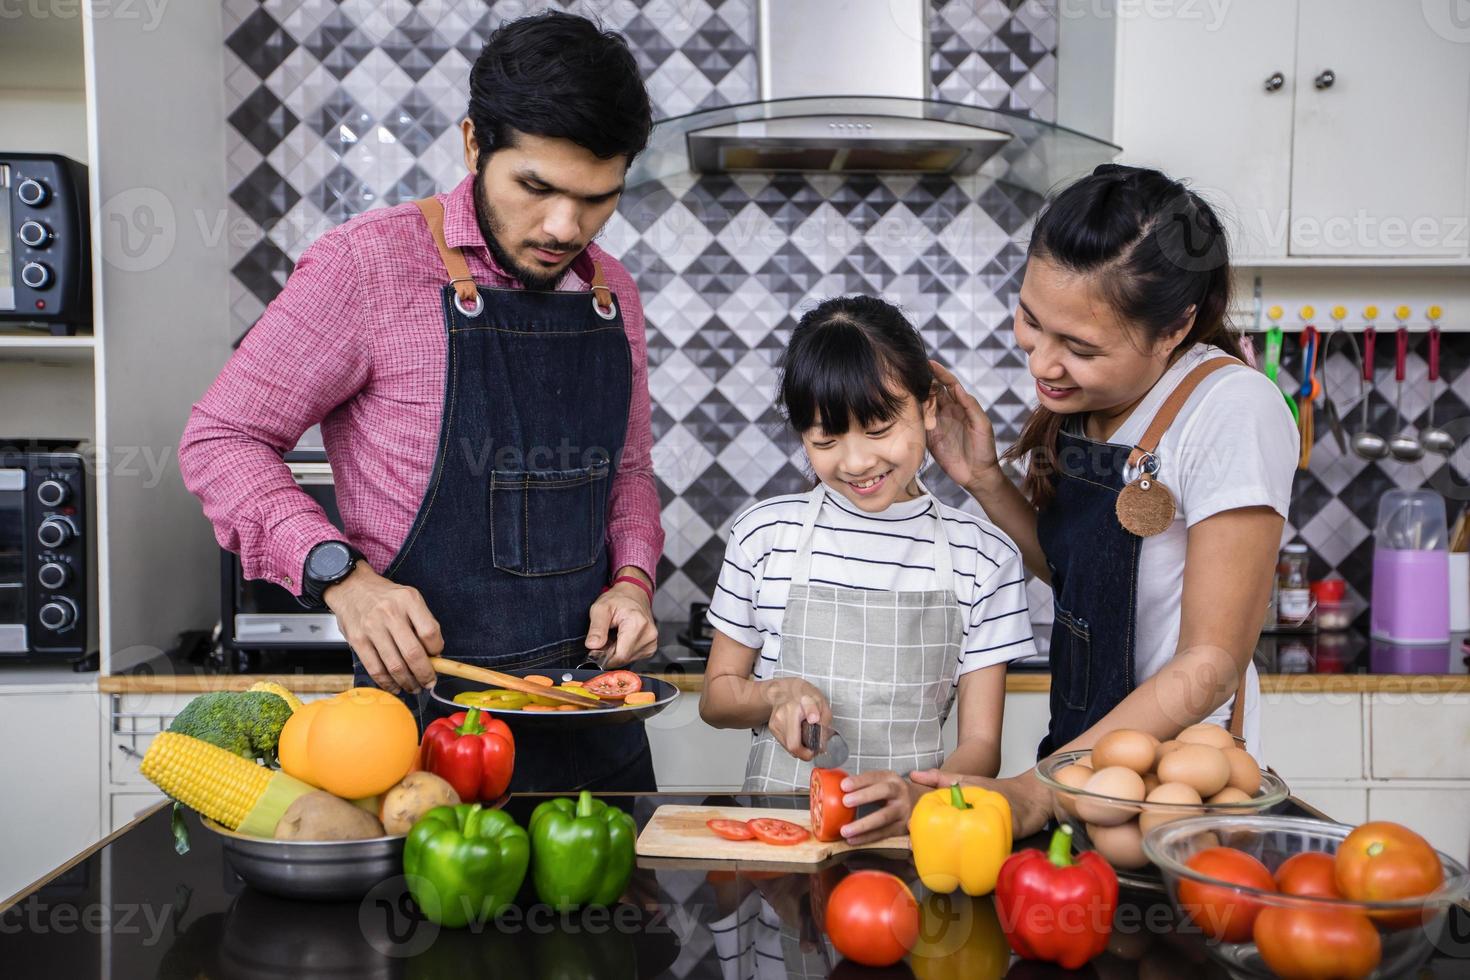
[472,166,573,292]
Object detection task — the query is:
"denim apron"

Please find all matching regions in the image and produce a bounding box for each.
[743,483,964,792]
[349,196,655,792]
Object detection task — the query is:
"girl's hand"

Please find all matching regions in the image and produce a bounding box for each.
[837,771,922,844]
[765,679,831,761]
[928,360,1002,495]
[908,768,1052,839]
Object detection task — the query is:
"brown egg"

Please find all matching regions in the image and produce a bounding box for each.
[1206,787,1253,807]
[1092,730,1160,774]
[1087,820,1148,869]
[1154,740,1183,767]
[1222,747,1262,796]
[1053,763,1093,818]
[1142,772,1161,795]
[1078,766,1146,826]
[1156,743,1231,798]
[1177,723,1236,750]
[1139,781,1203,834]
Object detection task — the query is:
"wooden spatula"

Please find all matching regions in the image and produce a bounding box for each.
[428,657,607,709]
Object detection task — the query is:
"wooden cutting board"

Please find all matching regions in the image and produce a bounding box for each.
[635,805,910,866]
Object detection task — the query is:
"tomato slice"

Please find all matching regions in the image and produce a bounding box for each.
[748,817,811,846]
[707,818,756,841]
[586,670,643,700]
[810,768,855,842]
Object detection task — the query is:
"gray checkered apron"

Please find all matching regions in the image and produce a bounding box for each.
[743,483,966,792]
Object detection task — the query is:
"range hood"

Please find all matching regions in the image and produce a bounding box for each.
[627,0,1118,193]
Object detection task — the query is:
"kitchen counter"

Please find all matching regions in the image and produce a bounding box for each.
[6,793,1465,977]
[96,624,1470,694]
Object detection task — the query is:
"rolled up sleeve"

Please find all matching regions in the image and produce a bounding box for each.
[605,283,665,583]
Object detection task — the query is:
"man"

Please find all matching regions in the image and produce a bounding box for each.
[180,12,664,791]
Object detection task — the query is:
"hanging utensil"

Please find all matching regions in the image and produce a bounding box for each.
[1388,325,1424,462]
[1321,328,1350,454]
[1263,321,1298,422]
[1423,323,1455,456]
[1352,325,1388,460]
[1298,327,1318,469]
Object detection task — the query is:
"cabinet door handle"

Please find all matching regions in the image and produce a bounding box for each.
[1314,69,1336,90]
[1264,71,1285,92]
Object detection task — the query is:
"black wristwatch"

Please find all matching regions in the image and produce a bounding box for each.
[299,540,362,609]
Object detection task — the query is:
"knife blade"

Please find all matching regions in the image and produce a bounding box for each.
[801,720,849,769]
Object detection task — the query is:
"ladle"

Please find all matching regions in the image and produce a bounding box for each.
[1351,325,1388,460]
[1423,324,1455,456]
[1388,326,1424,462]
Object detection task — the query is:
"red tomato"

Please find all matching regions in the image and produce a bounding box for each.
[747,818,810,846]
[1275,852,1342,899]
[810,768,855,843]
[824,870,920,968]
[707,818,756,841]
[1253,906,1382,980]
[1335,822,1444,930]
[585,670,642,701]
[1177,847,1277,943]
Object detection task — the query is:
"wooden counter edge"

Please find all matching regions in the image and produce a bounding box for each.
[98,671,1470,695]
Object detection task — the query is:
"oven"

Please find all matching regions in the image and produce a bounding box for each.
[0,441,95,660]
[1,154,92,334]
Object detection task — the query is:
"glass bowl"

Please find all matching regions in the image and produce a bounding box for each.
[1143,814,1470,979]
[1035,749,1290,885]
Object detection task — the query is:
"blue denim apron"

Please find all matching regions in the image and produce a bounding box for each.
[349,196,655,792]
[1033,430,1142,759]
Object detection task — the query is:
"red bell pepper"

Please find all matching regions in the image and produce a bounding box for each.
[419,708,515,803]
[994,825,1117,970]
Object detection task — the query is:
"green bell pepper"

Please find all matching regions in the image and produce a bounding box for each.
[528,790,635,910]
[403,803,529,928]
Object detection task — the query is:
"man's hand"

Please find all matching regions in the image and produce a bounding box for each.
[324,563,443,694]
[586,570,658,669]
[765,679,831,761]
[837,771,922,844]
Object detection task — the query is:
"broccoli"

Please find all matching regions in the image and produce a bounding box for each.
[167,691,294,766]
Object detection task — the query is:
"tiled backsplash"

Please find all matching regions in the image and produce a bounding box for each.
[222,0,1470,632]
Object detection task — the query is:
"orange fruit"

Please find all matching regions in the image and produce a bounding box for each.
[306,688,419,798]
[277,699,327,786]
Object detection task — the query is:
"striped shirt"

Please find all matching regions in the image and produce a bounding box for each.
[707,487,1036,683]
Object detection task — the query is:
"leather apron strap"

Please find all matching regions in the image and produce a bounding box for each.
[1125,357,1242,472]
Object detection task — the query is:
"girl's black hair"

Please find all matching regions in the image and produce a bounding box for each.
[468,12,652,163]
[1006,164,1242,507]
[779,296,934,434]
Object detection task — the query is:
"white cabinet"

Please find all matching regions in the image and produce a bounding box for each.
[1289,0,1470,257]
[998,691,1050,778]
[646,691,751,791]
[1369,692,1470,779]
[1367,787,1470,864]
[0,685,102,901]
[1060,0,1470,261]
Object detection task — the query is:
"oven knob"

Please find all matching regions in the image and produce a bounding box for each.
[36,478,70,507]
[21,261,53,290]
[38,561,70,590]
[19,220,52,248]
[37,515,76,549]
[39,597,78,632]
[17,178,50,207]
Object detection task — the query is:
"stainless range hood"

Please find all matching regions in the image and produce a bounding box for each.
[627,0,1118,192]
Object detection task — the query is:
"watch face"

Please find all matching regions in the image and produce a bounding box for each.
[310,542,351,580]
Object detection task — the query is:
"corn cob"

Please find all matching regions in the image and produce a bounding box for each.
[247,680,303,712]
[141,732,314,837]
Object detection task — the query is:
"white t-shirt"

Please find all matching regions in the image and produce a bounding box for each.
[708,488,1037,685]
[1066,343,1299,758]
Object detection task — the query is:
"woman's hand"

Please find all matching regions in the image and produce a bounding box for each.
[765,679,831,761]
[837,771,923,845]
[909,767,1052,839]
[928,360,1002,495]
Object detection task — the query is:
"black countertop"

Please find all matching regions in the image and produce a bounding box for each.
[4,794,1467,979]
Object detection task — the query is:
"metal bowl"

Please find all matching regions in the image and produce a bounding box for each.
[202,818,405,901]
[429,667,681,729]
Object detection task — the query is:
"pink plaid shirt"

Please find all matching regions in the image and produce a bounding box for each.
[180,173,663,595]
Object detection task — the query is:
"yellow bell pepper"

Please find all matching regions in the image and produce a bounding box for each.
[908,892,1008,980]
[908,783,1012,896]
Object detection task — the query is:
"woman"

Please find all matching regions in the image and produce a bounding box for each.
[914,164,1298,837]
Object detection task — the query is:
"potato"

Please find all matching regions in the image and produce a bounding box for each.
[275,791,386,840]
[379,771,461,835]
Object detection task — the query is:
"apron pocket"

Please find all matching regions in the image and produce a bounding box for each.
[489,458,609,576]
[1053,604,1092,712]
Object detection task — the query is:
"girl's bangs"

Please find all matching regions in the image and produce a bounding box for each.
[782,330,908,434]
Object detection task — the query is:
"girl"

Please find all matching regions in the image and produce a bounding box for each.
[700,295,1037,844]
[914,164,1298,837]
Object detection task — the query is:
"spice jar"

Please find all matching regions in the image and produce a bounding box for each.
[1277,543,1313,628]
[1311,578,1352,631]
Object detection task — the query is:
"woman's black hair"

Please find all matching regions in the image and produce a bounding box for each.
[1006,164,1242,507]
[779,296,934,434]
[468,11,652,163]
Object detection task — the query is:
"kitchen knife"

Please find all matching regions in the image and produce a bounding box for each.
[802,720,849,769]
